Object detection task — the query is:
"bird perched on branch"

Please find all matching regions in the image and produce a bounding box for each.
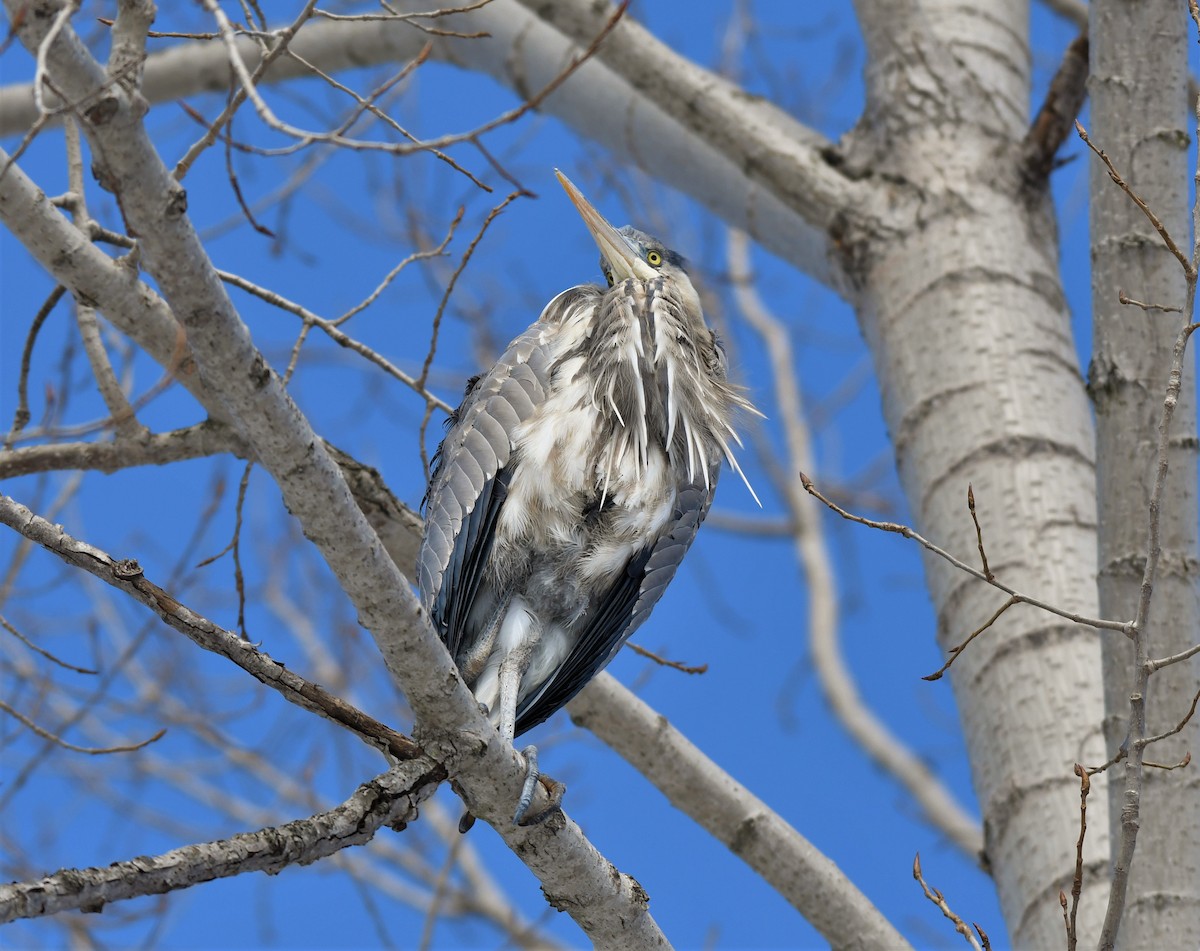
[419,171,759,825]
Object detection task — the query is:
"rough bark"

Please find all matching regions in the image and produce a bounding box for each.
[1088,0,1200,946]
[5,0,1195,946]
[570,675,910,951]
[0,1,858,288]
[843,1,1109,946]
[3,3,667,945]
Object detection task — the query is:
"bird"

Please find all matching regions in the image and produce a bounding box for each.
[418,170,759,825]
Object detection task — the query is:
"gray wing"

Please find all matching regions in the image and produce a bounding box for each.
[419,290,587,659]
[512,471,719,737]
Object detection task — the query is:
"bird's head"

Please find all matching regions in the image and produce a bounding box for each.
[555,170,699,310]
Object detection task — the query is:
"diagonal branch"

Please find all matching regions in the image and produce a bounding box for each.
[0,0,877,287]
[569,673,911,951]
[0,763,438,923]
[0,492,423,763]
[4,4,665,943]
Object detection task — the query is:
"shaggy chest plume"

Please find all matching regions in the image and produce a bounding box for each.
[418,170,759,825]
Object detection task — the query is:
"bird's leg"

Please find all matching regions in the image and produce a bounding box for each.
[495,632,535,748]
[494,625,563,825]
[457,592,511,685]
[497,642,538,824]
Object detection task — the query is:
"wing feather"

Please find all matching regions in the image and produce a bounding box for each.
[419,291,591,657]
[512,471,718,736]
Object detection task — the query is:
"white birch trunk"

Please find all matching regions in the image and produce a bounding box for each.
[845,1,1109,944]
[5,1,1196,945]
[1089,0,1200,945]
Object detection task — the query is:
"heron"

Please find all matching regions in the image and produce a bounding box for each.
[419,171,759,826]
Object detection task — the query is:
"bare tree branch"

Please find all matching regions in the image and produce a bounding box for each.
[0,421,248,479]
[569,673,911,951]
[0,492,424,762]
[912,853,984,951]
[0,0,875,286]
[0,763,438,923]
[800,475,1132,636]
[728,228,983,859]
[3,4,668,943]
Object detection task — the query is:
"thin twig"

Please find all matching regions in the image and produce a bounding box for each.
[625,642,708,675]
[416,191,527,392]
[1138,688,1200,751]
[1142,753,1191,771]
[0,613,97,674]
[912,853,984,951]
[1065,763,1090,951]
[222,87,274,238]
[966,484,993,581]
[334,204,463,326]
[800,473,1132,634]
[1118,289,1184,313]
[4,285,67,449]
[215,268,453,413]
[32,1,80,115]
[923,596,1019,681]
[416,192,528,479]
[231,461,253,639]
[96,17,220,39]
[1076,120,1197,281]
[0,697,164,754]
[1145,640,1200,672]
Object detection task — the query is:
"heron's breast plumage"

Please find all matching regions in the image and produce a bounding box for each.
[429,275,755,733]
[495,292,682,596]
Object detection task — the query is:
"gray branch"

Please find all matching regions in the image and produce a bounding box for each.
[0,763,436,923]
[0,421,248,478]
[0,0,875,287]
[3,3,665,944]
[569,674,912,951]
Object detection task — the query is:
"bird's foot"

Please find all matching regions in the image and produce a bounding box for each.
[512,744,565,826]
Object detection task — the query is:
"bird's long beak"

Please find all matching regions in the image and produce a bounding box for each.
[555,169,658,283]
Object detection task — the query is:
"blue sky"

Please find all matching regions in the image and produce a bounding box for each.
[0,2,1101,948]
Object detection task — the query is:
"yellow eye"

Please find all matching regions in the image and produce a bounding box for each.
[646,250,663,267]
[604,269,615,287]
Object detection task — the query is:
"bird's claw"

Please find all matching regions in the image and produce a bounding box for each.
[512,744,565,826]
[457,745,565,830]
[516,776,565,826]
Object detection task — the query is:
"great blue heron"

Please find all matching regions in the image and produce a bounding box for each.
[419,171,759,825]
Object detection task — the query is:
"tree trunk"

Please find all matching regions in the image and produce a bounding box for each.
[844,1,1109,944]
[1089,0,1200,946]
